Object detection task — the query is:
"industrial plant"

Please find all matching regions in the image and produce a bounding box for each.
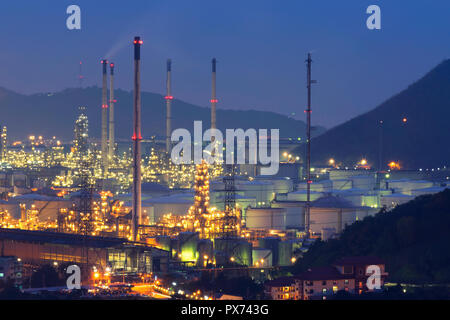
[0,6,449,302]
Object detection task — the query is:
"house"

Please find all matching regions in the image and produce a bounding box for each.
[332,256,388,294]
[295,266,355,300]
[264,276,299,300]
[265,256,388,300]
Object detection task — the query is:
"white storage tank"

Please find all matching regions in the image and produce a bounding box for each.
[14,194,70,221]
[237,180,274,206]
[297,180,332,192]
[142,192,193,223]
[380,193,414,209]
[252,248,273,267]
[253,176,294,194]
[310,195,374,235]
[0,199,20,219]
[411,186,447,197]
[350,175,376,190]
[387,179,434,195]
[245,207,287,230]
[271,200,304,228]
[286,190,323,202]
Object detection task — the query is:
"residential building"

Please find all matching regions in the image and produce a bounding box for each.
[264,276,299,300]
[295,266,355,300]
[333,256,388,294]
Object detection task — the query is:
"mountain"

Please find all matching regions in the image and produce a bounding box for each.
[307,59,450,169]
[0,86,325,142]
[293,189,450,284]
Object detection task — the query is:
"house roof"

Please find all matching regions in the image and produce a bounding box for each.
[295,266,353,281]
[265,276,296,287]
[333,256,385,266]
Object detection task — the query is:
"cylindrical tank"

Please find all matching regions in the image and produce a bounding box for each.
[245,207,286,230]
[252,248,272,267]
[278,241,294,266]
[214,238,252,266]
[350,175,376,190]
[178,232,199,263]
[197,239,214,267]
[258,237,280,265]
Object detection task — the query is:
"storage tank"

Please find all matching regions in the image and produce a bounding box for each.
[253,176,294,194]
[252,248,272,267]
[297,180,331,192]
[411,186,447,197]
[271,200,304,228]
[310,196,357,234]
[245,207,286,230]
[214,238,252,266]
[142,193,193,223]
[350,175,376,190]
[286,190,323,202]
[14,194,70,221]
[258,237,280,266]
[387,179,434,195]
[278,241,294,266]
[380,193,414,209]
[321,227,336,241]
[237,180,274,206]
[329,169,374,181]
[197,239,214,267]
[331,179,352,190]
[155,235,172,252]
[177,232,199,263]
[0,199,20,219]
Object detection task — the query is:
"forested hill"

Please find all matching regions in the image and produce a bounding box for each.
[293,188,450,284]
[308,59,450,169]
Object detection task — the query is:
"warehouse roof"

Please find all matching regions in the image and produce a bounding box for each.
[0,228,147,250]
[14,193,66,201]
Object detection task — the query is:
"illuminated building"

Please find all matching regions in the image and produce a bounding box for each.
[0,228,169,274]
[73,107,89,154]
[0,126,6,161]
[264,277,299,300]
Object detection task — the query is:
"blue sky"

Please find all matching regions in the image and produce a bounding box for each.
[0,0,449,127]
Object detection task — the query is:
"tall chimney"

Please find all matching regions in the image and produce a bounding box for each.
[101,59,108,171]
[108,62,115,161]
[165,59,173,154]
[211,58,217,130]
[132,36,143,241]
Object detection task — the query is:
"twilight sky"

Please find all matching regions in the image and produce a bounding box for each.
[0,0,449,128]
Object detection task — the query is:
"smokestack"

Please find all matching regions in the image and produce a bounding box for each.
[165,59,173,154]
[108,62,115,161]
[132,36,143,241]
[101,59,108,171]
[211,58,217,130]
[304,52,315,238]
